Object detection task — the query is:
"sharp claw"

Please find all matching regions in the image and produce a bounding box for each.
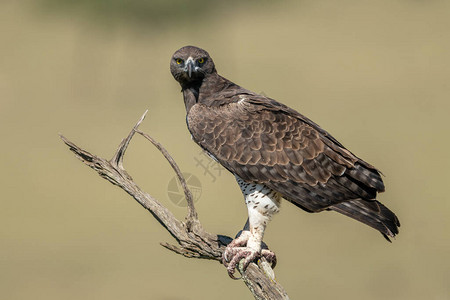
[222,246,235,266]
[222,250,231,267]
[270,256,277,269]
[221,232,277,278]
[222,257,227,267]
[227,266,242,280]
[227,249,250,280]
[261,249,277,269]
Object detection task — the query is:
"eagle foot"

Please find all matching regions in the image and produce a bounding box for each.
[222,230,252,265]
[223,247,277,279]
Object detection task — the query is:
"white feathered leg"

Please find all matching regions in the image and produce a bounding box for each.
[222,176,281,278]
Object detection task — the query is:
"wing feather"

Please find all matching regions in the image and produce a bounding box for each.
[188,95,385,212]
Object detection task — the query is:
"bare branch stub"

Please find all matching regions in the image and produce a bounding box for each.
[60,111,289,300]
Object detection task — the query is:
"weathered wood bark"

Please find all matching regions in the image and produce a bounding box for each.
[60,111,289,300]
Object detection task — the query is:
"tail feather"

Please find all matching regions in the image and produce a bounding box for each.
[330,199,400,241]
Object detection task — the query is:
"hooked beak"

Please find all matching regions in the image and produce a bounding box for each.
[185,58,195,78]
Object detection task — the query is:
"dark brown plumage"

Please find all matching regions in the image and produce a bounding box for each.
[170,45,400,241]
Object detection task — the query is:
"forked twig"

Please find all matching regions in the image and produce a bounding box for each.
[135,129,198,224]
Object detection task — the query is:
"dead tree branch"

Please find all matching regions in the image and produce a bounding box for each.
[60,111,289,300]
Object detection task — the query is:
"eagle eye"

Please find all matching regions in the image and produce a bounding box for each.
[197,58,205,64]
[175,58,183,65]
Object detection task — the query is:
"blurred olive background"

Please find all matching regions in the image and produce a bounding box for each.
[1,0,449,299]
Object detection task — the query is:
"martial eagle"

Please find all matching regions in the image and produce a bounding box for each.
[170,46,400,278]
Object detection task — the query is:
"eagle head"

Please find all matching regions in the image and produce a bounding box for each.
[170,46,216,87]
